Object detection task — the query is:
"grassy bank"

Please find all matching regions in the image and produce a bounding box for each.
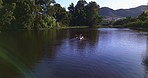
[61,26,89,29]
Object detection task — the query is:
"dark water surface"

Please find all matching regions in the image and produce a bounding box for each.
[0,28,148,78]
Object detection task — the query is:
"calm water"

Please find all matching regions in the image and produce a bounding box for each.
[0,28,148,78]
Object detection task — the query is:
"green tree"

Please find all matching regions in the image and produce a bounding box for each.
[74,0,87,26]
[2,0,16,4]
[124,19,143,28]
[53,4,70,26]
[13,0,36,30]
[68,3,75,15]
[138,10,148,21]
[68,0,102,26]
[68,3,75,25]
[35,0,55,5]
[142,21,148,28]
[0,0,3,8]
[112,17,137,26]
[35,0,56,15]
[0,3,16,30]
[85,1,101,26]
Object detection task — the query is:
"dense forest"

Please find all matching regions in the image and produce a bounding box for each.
[0,0,101,30]
[0,0,148,31]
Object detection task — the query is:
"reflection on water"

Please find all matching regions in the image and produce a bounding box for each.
[143,34,148,78]
[0,30,60,78]
[0,28,148,78]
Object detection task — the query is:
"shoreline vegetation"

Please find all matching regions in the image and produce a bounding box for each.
[0,0,147,31]
[101,10,148,31]
[0,25,110,32]
[61,26,89,29]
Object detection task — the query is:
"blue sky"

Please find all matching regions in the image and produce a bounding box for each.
[56,0,148,10]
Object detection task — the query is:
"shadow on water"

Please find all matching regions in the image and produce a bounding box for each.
[0,30,66,78]
[0,29,99,78]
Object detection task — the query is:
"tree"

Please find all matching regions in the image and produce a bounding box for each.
[53,4,70,26]
[35,0,56,15]
[2,0,16,4]
[68,3,75,25]
[0,0,103,30]
[85,1,101,26]
[68,0,102,26]
[74,0,87,26]
[0,2,16,30]
[0,0,3,8]
[112,16,137,26]
[68,3,75,15]
[13,0,36,30]
[35,0,55,5]
[138,10,148,21]
[124,19,143,28]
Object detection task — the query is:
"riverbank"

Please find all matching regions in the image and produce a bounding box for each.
[60,26,89,29]
[0,26,89,32]
[1,25,147,32]
[130,28,148,32]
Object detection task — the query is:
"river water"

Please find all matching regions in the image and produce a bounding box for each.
[0,28,148,78]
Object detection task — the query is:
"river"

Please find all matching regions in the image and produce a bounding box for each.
[0,28,148,78]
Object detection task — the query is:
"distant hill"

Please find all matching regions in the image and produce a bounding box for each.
[99,5,147,18]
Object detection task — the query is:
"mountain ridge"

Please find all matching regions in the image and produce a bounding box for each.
[99,5,147,18]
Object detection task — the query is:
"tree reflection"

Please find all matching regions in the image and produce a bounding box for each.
[65,29,99,55]
[69,29,99,46]
[143,35,148,78]
[0,30,66,78]
[0,29,99,78]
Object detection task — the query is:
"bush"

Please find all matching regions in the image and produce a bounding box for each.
[142,21,148,28]
[124,20,143,28]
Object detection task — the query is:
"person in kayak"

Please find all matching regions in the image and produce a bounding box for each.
[78,34,84,40]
